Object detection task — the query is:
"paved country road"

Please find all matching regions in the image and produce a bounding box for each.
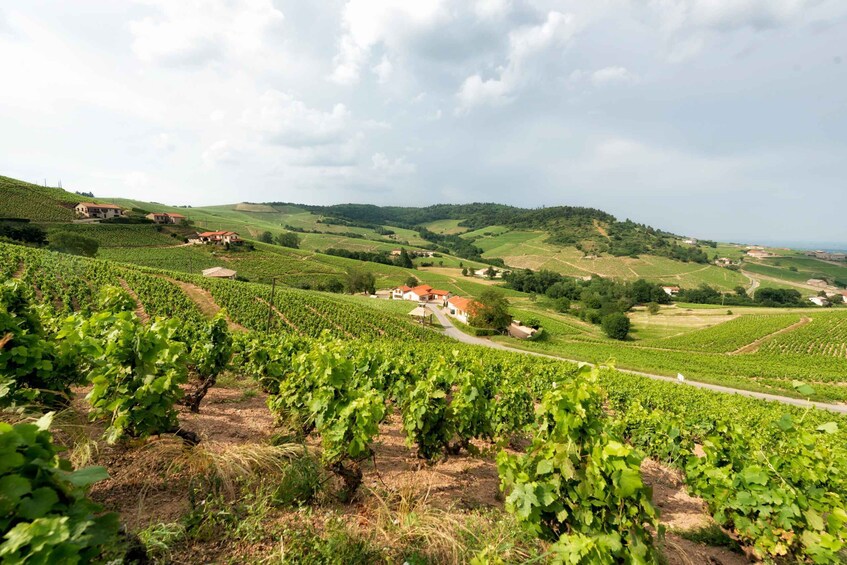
[425,304,847,415]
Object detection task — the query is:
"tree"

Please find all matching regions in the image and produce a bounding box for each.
[47,231,99,257]
[0,222,46,246]
[734,286,748,297]
[469,289,512,331]
[485,266,497,279]
[553,297,571,313]
[601,312,631,340]
[259,231,274,244]
[396,248,414,269]
[647,302,660,315]
[276,232,300,249]
[461,268,468,276]
[344,269,376,295]
[405,275,419,288]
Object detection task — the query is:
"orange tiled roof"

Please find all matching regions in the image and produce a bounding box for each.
[409,285,434,295]
[448,296,479,312]
[77,202,122,209]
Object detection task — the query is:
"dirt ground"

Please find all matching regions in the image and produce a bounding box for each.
[77,385,753,563]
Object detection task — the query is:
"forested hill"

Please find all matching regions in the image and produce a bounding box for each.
[273,201,705,261]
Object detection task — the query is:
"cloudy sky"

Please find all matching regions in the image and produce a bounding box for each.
[1,1,845,243]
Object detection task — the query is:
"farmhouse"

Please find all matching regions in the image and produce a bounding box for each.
[392,284,451,303]
[74,202,124,220]
[807,279,829,288]
[715,257,735,267]
[146,212,186,224]
[202,267,237,280]
[197,231,242,245]
[809,296,829,307]
[746,249,774,259]
[447,296,480,325]
[806,250,847,261]
[661,285,681,297]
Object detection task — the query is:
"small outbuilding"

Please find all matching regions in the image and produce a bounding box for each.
[408,305,433,325]
[202,267,237,280]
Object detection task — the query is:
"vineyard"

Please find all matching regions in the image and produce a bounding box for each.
[761,312,847,358]
[2,240,847,563]
[639,314,802,353]
[0,175,80,222]
[48,224,184,248]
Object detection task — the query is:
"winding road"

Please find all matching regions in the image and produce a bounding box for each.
[425,304,847,415]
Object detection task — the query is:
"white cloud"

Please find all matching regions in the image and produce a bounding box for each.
[589,66,639,86]
[372,54,393,84]
[202,140,240,167]
[647,0,832,61]
[130,0,284,67]
[329,0,446,85]
[473,0,512,19]
[152,133,176,152]
[371,152,416,175]
[241,91,351,147]
[456,11,577,110]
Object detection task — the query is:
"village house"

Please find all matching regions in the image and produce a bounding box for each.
[746,249,774,259]
[824,291,845,303]
[391,285,411,299]
[809,296,829,307]
[807,279,829,288]
[202,267,237,280]
[661,285,681,297]
[446,296,480,325]
[196,231,242,245]
[806,250,847,261]
[146,212,187,224]
[391,284,451,303]
[74,202,124,220]
[715,257,735,267]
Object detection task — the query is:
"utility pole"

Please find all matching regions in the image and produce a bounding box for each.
[266,277,278,333]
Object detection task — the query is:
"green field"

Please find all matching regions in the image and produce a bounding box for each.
[421,218,468,234]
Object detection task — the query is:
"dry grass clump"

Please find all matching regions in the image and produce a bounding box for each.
[364,476,543,564]
[133,438,306,497]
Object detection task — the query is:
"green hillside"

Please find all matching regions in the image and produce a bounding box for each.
[0,175,92,222]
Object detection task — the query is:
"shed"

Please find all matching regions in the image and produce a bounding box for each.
[202,267,237,280]
[408,305,433,325]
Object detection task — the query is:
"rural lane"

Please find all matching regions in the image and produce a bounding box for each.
[425,304,847,415]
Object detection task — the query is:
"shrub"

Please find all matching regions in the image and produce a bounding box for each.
[0,414,120,563]
[601,312,630,340]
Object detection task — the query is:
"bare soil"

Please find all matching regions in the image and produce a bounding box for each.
[165,276,248,332]
[70,384,752,563]
[118,278,150,323]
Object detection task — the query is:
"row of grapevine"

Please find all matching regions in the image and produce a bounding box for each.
[761,312,847,358]
[234,329,847,562]
[640,313,801,353]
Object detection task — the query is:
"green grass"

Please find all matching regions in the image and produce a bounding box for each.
[420,219,468,235]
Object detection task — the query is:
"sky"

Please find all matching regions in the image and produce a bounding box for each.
[0,1,845,244]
